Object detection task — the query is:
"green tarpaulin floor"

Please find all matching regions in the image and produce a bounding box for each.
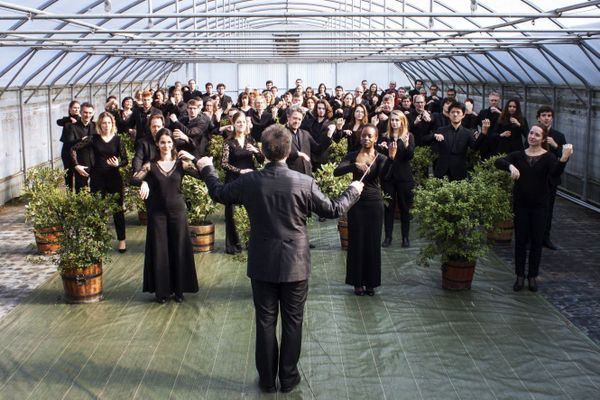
[1,216,599,399]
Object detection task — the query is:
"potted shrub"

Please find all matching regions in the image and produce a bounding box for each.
[412,177,506,290]
[472,155,514,242]
[22,166,66,254]
[313,162,353,250]
[182,175,220,253]
[410,146,436,188]
[52,188,119,303]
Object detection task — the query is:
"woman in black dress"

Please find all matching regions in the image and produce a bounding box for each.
[333,103,368,154]
[380,110,415,248]
[134,128,199,303]
[494,98,529,155]
[334,124,389,296]
[71,112,128,252]
[221,112,264,254]
[115,96,135,136]
[58,100,81,189]
[495,124,573,292]
[316,83,330,101]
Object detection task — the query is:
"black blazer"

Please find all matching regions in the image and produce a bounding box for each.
[383,134,415,183]
[286,127,331,176]
[547,128,567,186]
[60,120,96,169]
[132,135,157,173]
[428,124,486,181]
[200,162,360,282]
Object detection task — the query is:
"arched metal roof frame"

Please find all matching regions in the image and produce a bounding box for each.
[0,0,599,91]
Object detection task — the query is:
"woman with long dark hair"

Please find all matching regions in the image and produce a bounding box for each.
[334,103,369,154]
[334,124,389,296]
[495,124,573,292]
[316,83,330,101]
[221,112,264,254]
[134,128,199,303]
[380,110,415,248]
[494,98,529,155]
[71,111,128,252]
[115,96,136,136]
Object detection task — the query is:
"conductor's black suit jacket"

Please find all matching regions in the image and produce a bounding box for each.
[200,161,360,282]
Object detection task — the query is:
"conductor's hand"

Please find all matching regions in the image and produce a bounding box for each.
[139,181,149,200]
[509,164,520,180]
[74,165,89,177]
[196,156,213,170]
[350,181,364,194]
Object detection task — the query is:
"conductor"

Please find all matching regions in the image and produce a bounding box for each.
[193,125,363,393]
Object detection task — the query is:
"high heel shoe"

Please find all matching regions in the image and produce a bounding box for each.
[513,276,524,292]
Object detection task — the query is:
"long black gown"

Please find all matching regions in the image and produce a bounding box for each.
[334,151,389,288]
[134,160,199,299]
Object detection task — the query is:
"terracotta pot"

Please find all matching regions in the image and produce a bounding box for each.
[442,258,476,290]
[61,262,103,304]
[190,222,215,253]
[34,227,61,255]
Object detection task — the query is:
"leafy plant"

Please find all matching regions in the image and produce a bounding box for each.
[313,162,353,199]
[117,133,145,213]
[52,188,119,271]
[410,146,436,188]
[182,175,219,225]
[23,166,66,230]
[328,137,347,165]
[412,177,505,266]
[471,154,513,219]
[207,134,226,180]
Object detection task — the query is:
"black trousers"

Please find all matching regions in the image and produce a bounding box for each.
[251,279,308,388]
[224,203,240,253]
[382,180,413,240]
[545,185,558,241]
[90,170,126,241]
[65,167,88,193]
[514,206,547,278]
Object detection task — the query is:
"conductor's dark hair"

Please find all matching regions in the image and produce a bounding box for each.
[448,101,466,114]
[261,125,291,161]
[536,105,554,118]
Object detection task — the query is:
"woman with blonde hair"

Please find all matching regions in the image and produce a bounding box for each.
[71,111,129,252]
[380,110,415,248]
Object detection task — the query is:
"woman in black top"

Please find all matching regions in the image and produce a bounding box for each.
[365,83,380,109]
[58,100,81,188]
[134,129,199,303]
[316,83,330,101]
[248,95,275,142]
[237,93,252,115]
[334,124,389,296]
[380,111,415,248]
[115,96,135,136]
[462,98,479,131]
[333,104,368,154]
[71,112,128,252]
[221,112,264,254]
[495,124,573,292]
[494,98,529,155]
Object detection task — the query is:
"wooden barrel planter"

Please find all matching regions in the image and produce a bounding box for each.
[190,222,215,253]
[138,211,148,225]
[34,227,61,255]
[338,217,348,251]
[487,220,513,242]
[441,258,476,290]
[61,263,103,304]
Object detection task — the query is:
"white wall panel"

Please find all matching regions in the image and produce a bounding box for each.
[238,64,288,93]
[287,64,336,92]
[0,91,22,178]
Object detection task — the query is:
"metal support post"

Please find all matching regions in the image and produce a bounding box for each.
[18,89,26,174]
[47,87,54,168]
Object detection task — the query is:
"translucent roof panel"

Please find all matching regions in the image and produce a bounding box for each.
[0,0,599,88]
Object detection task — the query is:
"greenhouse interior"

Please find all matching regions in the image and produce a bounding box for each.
[0,0,599,398]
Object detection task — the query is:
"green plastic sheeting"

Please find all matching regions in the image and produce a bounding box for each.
[0,216,599,399]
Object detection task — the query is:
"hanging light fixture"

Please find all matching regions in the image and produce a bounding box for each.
[104,0,111,12]
[470,0,477,13]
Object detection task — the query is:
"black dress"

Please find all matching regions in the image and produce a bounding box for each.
[134,160,199,299]
[221,136,265,253]
[494,118,529,155]
[334,151,389,288]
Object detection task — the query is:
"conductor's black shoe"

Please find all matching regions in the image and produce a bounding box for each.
[309,243,316,249]
[401,237,410,248]
[542,239,557,250]
[280,376,301,393]
[513,276,524,292]
[382,237,392,247]
[156,296,168,304]
[258,384,276,393]
[528,277,538,292]
[174,294,184,303]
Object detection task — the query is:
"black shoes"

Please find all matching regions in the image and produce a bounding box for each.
[543,239,557,250]
[174,294,184,303]
[118,248,127,253]
[309,243,316,249]
[280,376,301,393]
[365,287,375,296]
[354,286,365,296]
[382,237,392,247]
[156,296,168,304]
[259,384,276,394]
[513,276,524,292]
[528,277,538,292]
[401,237,410,248]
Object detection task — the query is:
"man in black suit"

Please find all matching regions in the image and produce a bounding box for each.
[132,113,164,173]
[427,102,489,181]
[61,102,96,192]
[194,125,363,393]
[132,90,161,143]
[168,99,209,156]
[477,91,502,159]
[537,105,567,250]
[285,106,334,176]
[216,83,233,110]
[182,79,202,102]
